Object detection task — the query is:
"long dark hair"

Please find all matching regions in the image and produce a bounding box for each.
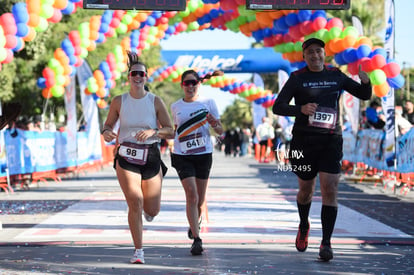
[181,69,223,84]
[126,51,147,73]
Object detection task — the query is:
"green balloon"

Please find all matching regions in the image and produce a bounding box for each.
[35,17,49,32]
[341,26,359,39]
[369,69,387,85]
[40,4,54,19]
[328,27,342,40]
[51,86,64,97]
[0,48,6,62]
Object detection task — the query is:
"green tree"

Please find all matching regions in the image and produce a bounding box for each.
[220,99,253,130]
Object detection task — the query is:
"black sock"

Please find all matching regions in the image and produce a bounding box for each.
[297,201,311,229]
[321,205,338,246]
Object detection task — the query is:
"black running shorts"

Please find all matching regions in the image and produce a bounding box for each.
[114,143,167,180]
[288,134,343,180]
[170,153,213,180]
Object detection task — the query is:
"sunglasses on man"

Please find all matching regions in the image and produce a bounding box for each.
[182,80,199,86]
[129,71,146,77]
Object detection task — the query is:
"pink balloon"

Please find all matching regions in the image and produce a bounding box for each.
[4,34,18,49]
[48,9,62,23]
[0,13,17,35]
[326,17,343,30]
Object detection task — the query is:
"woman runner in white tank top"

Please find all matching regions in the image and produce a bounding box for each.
[101,51,174,264]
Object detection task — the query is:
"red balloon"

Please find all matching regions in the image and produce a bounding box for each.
[312,16,327,32]
[68,30,81,45]
[382,62,400,78]
[42,67,55,79]
[347,61,359,75]
[360,57,374,72]
[370,54,386,70]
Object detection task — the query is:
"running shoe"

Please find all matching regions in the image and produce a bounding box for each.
[143,212,154,222]
[130,248,145,264]
[190,237,204,256]
[187,218,202,239]
[295,224,310,252]
[319,244,333,261]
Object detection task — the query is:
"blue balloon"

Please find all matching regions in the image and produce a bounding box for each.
[101,10,114,24]
[96,32,105,43]
[285,13,299,27]
[145,16,156,26]
[12,37,23,52]
[298,10,312,22]
[105,79,112,89]
[263,28,272,38]
[370,48,387,58]
[342,48,358,64]
[356,44,371,59]
[387,74,405,89]
[311,10,326,20]
[12,2,29,23]
[37,78,47,89]
[61,39,75,56]
[334,52,347,65]
[62,2,74,15]
[210,9,220,19]
[16,23,29,37]
[275,17,289,31]
[68,54,77,66]
[252,30,264,42]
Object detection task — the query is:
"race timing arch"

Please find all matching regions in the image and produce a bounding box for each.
[0,0,405,109]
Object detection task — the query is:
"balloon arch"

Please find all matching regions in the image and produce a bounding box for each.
[0,0,405,109]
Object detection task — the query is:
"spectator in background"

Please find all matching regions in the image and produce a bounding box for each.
[365,100,386,129]
[256,117,275,163]
[240,126,251,157]
[403,100,414,124]
[395,105,413,136]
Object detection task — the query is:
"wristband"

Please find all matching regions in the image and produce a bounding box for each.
[154,128,159,136]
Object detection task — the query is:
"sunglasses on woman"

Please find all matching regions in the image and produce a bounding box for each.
[182,79,199,86]
[129,71,146,77]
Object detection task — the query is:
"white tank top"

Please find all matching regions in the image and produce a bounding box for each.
[118,92,160,145]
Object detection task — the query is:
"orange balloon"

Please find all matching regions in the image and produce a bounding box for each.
[53,0,68,9]
[137,12,149,22]
[248,21,260,32]
[328,38,341,54]
[194,8,205,18]
[355,36,373,48]
[42,88,52,99]
[28,13,40,27]
[23,27,36,42]
[341,35,357,49]
[27,0,41,14]
[87,40,96,51]
[96,88,106,98]
[373,82,390,97]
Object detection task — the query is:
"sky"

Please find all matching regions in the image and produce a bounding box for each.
[160,0,412,114]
